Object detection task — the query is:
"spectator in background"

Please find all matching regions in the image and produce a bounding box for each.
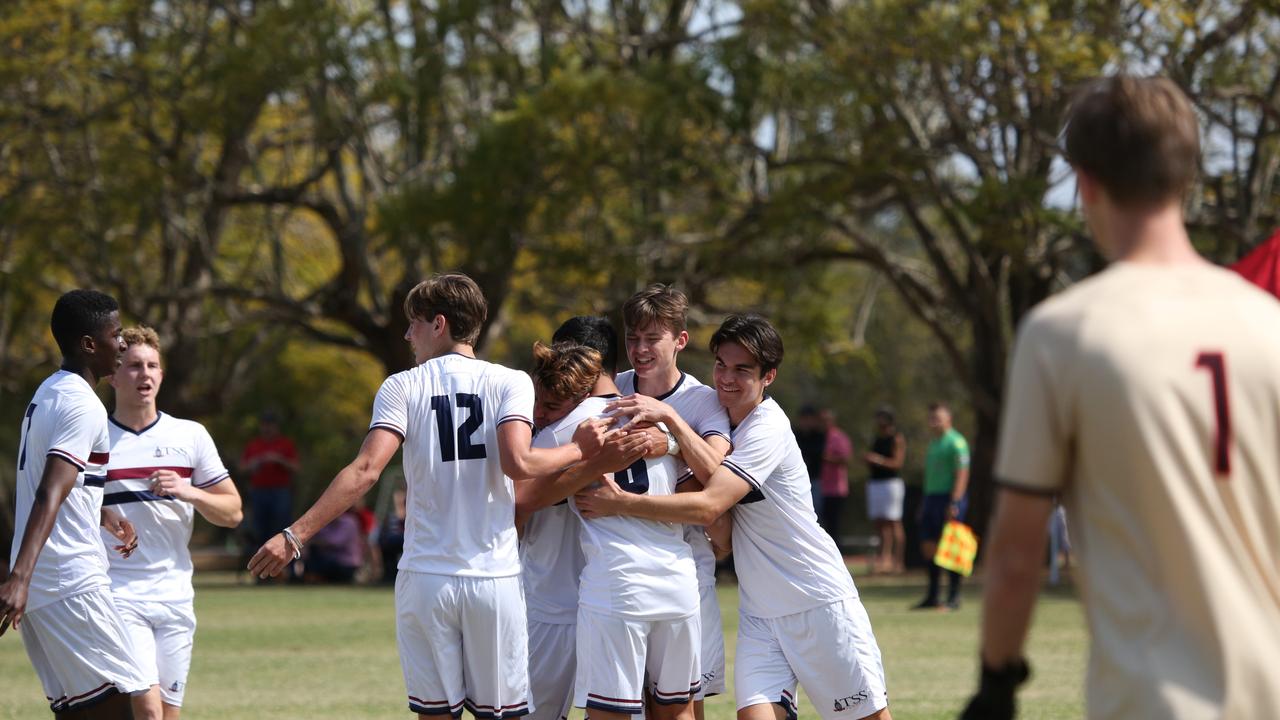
[240,410,299,552]
[914,401,970,611]
[864,407,907,574]
[819,408,853,549]
[305,508,364,584]
[378,487,407,584]
[794,404,827,515]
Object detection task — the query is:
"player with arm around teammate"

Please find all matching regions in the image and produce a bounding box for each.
[961,75,1280,720]
[578,314,892,720]
[103,327,243,720]
[1,290,151,719]
[249,273,605,719]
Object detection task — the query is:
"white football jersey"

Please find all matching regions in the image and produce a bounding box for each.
[616,370,730,587]
[11,370,112,613]
[100,413,230,602]
[568,396,697,620]
[520,402,597,625]
[371,353,534,578]
[725,397,856,618]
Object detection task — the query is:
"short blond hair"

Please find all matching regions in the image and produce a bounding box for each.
[622,284,688,336]
[122,326,161,353]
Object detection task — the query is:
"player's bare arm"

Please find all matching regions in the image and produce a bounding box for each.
[248,428,401,579]
[0,455,82,633]
[149,468,244,528]
[705,512,732,559]
[575,461,751,526]
[515,429,650,517]
[100,506,139,558]
[959,488,1051,719]
[498,417,608,481]
[607,395,729,480]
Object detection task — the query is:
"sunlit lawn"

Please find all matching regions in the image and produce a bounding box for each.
[0,570,1085,719]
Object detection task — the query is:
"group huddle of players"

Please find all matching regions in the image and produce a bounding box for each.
[6,74,1280,720]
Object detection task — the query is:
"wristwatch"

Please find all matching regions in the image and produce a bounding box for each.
[657,422,680,456]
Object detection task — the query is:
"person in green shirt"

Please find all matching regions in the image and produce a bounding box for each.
[913,401,970,610]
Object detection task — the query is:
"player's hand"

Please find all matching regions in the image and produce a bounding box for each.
[101,508,139,558]
[572,418,612,458]
[574,475,628,519]
[247,534,294,579]
[864,451,883,464]
[605,394,675,426]
[947,502,960,521]
[631,425,668,459]
[150,469,196,502]
[958,658,1029,720]
[0,577,29,635]
[585,430,650,475]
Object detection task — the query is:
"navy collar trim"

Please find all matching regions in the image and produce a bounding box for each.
[110,412,163,436]
[654,372,687,401]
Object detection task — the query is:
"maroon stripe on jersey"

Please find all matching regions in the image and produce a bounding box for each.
[88,451,109,464]
[48,449,86,469]
[106,466,193,481]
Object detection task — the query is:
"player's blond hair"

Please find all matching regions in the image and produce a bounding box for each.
[122,326,162,354]
[530,342,602,402]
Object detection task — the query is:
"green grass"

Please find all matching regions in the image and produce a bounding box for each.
[0,572,1086,719]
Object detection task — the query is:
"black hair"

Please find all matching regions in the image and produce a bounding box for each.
[50,290,119,359]
[875,405,895,424]
[709,313,784,375]
[553,315,618,375]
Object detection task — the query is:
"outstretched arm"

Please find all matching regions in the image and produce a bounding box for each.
[498,419,608,481]
[515,430,651,520]
[248,429,400,578]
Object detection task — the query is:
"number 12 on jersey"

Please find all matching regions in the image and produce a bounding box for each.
[431,393,488,462]
[1195,351,1230,478]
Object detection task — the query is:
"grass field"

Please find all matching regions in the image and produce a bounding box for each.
[0,571,1086,719]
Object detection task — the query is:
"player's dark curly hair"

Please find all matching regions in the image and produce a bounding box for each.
[51,290,119,359]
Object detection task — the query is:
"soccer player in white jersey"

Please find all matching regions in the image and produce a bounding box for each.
[1,289,152,719]
[515,338,700,720]
[960,76,1280,720]
[606,285,732,714]
[516,318,674,720]
[578,314,892,720]
[103,327,243,720]
[248,273,604,720]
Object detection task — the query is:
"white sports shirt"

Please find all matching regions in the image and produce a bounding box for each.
[615,370,730,587]
[11,370,112,613]
[100,413,230,603]
[568,395,697,620]
[520,401,598,625]
[370,353,534,578]
[725,397,856,619]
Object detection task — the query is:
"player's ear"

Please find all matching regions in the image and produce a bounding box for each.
[674,330,689,351]
[761,367,777,388]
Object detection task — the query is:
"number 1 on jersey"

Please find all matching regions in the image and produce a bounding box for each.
[18,402,37,470]
[1194,351,1230,478]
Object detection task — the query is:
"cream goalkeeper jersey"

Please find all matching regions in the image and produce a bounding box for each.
[996,260,1280,719]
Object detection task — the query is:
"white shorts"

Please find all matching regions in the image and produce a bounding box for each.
[573,608,701,714]
[527,620,575,720]
[736,599,888,720]
[20,588,151,713]
[866,479,905,521]
[396,571,530,719]
[115,598,197,707]
[695,584,726,700]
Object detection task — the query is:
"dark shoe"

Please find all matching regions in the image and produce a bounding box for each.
[911,598,941,610]
[946,597,962,611]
